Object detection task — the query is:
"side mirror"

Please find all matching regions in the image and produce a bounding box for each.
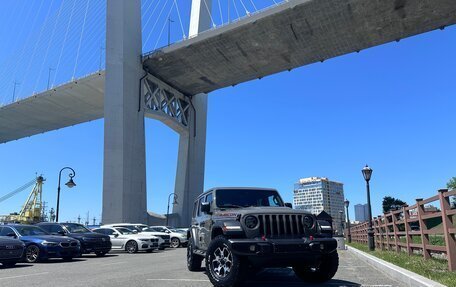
[6,233,16,238]
[132,230,138,234]
[57,230,66,236]
[284,203,293,208]
[113,232,119,237]
[201,202,212,214]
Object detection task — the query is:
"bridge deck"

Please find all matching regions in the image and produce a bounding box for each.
[0,72,104,144]
[1,0,456,144]
[143,0,456,95]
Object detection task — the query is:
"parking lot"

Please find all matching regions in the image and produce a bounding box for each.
[0,248,405,287]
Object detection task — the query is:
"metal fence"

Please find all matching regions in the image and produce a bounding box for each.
[348,189,456,271]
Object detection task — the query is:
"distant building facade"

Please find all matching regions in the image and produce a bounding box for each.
[354,203,369,222]
[293,177,345,233]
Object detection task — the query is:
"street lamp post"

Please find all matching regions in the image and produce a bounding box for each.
[56,167,76,222]
[344,199,351,243]
[339,210,344,236]
[166,193,178,226]
[362,164,375,251]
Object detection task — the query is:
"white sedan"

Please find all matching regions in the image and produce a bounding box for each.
[93,227,158,253]
[146,226,188,248]
[102,224,171,250]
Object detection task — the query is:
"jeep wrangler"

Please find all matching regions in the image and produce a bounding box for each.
[187,187,339,287]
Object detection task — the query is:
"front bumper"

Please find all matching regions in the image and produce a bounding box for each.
[229,238,337,267]
[138,242,159,251]
[81,241,112,254]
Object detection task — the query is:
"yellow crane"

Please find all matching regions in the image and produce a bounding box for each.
[0,176,45,224]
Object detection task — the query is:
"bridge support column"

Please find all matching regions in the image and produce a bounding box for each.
[102,0,146,224]
[172,94,207,227]
[169,0,212,227]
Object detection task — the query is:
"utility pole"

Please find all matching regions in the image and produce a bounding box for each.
[168,17,174,46]
[49,208,56,222]
[99,46,105,71]
[12,81,20,102]
[47,68,55,90]
[77,215,81,224]
[42,201,48,221]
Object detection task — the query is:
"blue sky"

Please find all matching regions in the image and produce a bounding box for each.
[0,1,455,223]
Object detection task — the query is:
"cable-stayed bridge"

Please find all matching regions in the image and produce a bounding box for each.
[0,0,455,225]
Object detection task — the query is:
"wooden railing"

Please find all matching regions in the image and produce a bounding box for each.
[348,189,456,271]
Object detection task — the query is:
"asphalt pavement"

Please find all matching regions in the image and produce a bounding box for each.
[0,248,405,287]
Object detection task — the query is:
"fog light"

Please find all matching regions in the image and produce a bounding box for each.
[249,245,256,252]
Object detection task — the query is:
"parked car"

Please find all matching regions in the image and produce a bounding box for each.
[146,226,188,248]
[0,225,80,263]
[36,222,111,256]
[93,227,158,253]
[187,187,338,287]
[0,236,25,267]
[102,223,170,250]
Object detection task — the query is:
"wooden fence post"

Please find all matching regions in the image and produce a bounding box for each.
[416,198,431,259]
[438,189,456,271]
[384,213,391,251]
[402,205,412,256]
[392,210,400,253]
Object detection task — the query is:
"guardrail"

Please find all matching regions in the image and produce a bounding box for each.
[348,189,456,271]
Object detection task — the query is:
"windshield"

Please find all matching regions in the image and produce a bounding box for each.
[116,225,141,232]
[216,189,284,208]
[116,227,134,235]
[63,223,91,233]
[15,226,49,236]
[146,227,168,233]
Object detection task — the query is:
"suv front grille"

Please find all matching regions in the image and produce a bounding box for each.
[258,214,312,238]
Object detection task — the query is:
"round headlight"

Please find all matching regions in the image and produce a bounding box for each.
[244,216,258,229]
[303,215,314,229]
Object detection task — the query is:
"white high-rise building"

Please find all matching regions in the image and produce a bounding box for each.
[293,177,345,232]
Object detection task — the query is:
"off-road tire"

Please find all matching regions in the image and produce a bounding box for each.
[293,251,339,283]
[187,239,203,271]
[206,236,245,287]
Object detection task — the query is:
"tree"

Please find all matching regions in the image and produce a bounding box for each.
[447,177,456,190]
[382,196,407,213]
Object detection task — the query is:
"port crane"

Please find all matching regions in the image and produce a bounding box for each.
[0,176,46,224]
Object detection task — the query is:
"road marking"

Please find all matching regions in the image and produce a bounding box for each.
[147,279,210,282]
[0,272,49,280]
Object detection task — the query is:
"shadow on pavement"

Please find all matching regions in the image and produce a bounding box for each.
[0,264,33,269]
[37,258,87,264]
[80,254,119,258]
[241,268,360,287]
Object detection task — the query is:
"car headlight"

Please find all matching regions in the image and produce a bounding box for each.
[42,241,59,246]
[244,215,258,229]
[303,215,314,229]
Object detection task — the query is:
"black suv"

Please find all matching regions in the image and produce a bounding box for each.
[187,187,338,287]
[0,237,25,267]
[36,223,111,256]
